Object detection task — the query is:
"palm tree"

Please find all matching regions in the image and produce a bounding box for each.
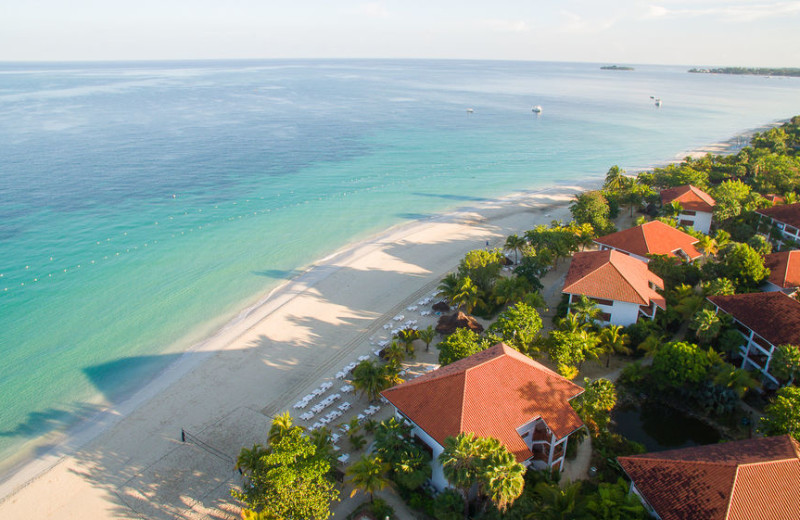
[557,312,586,334]
[438,272,462,307]
[235,443,267,476]
[531,481,588,520]
[504,234,527,264]
[418,325,436,352]
[604,165,626,191]
[697,234,719,257]
[494,276,531,307]
[439,432,482,517]
[664,200,683,217]
[396,328,419,356]
[672,284,703,321]
[267,411,296,446]
[570,295,601,327]
[383,340,406,365]
[346,455,390,503]
[453,276,483,314]
[713,363,761,398]
[477,438,525,512]
[597,325,631,367]
[351,360,399,401]
[690,308,722,344]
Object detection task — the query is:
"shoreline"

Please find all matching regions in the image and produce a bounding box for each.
[0,181,592,513]
[0,125,759,517]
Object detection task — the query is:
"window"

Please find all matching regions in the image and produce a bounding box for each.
[679,219,693,227]
[599,312,611,322]
[521,431,530,438]
[682,210,696,216]
[590,297,614,307]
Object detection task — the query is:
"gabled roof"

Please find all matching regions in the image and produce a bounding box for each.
[380,344,584,462]
[562,249,666,308]
[594,221,703,261]
[661,184,716,213]
[708,292,800,347]
[764,250,800,290]
[618,435,800,520]
[756,202,800,229]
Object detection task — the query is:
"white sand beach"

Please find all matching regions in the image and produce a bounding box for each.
[0,184,588,519]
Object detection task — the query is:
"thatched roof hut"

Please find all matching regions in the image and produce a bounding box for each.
[435,311,484,335]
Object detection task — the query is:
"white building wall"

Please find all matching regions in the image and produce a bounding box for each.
[406,420,448,491]
[679,211,712,234]
[609,300,642,326]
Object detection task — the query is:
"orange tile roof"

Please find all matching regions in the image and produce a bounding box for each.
[594,220,703,261]
[618,435,800,520]
[708,292,800,347]
[757,202,800,229]
[661,184,716,213]
[562,249,666,308]
[764,250,800,289]
[380,344,585,462]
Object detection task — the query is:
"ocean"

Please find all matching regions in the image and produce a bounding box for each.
[0,59,798,467]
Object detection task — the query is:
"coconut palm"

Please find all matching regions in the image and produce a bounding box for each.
[504,234,527,264]
[690,308,722,344]
[438,272,462,307]
[418,325,436,352]
[494,276,531,307]
[557,312,586,334]
[477,438,525,512]
[235,443,267,476]
[396,328,419,356]
[531,481,589,520]
[713,363,762,398]
[383,340,406,366]
[597,325,631,367]
[346,455,390,503]
[604,165,626,191]
[697,234,719,257]
[439,432,482,517]
[671,284,703,321]
[664,200,684,217]
[570,295,602,328]
[267,411,296,446]
[452,276,483,314]
[351,360,400,402]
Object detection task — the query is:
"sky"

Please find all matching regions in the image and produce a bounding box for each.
[2,0,799,66]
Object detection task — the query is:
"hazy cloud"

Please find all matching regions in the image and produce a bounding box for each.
[354,2,391,19]
[646,1,800,22]
[483,19,530,33]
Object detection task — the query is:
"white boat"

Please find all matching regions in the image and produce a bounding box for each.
[466,108,474,114]
[531,105,543,113]
[654,98,662,107]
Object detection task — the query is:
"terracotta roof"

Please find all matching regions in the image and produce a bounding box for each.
[764,250,800,289]
[757,202,800,229]
[562,250,666,308]
[618,435,800,520]
[661,184,716,213]
[708,292,800,347]
[380,344,584,462]
[594,221,703,261]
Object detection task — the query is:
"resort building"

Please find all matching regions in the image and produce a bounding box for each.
[763,250,800,295]
[562,249,666,326]
[756,202,800,245]
[707,292,800,387]
[618,435,800,520]
[660,184,716,234]
[380,344,584,491]
[593,220,703,263]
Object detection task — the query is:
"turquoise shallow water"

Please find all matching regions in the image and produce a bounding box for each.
[0,59,799,465]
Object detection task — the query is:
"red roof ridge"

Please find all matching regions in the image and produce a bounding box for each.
[608,253,650,304]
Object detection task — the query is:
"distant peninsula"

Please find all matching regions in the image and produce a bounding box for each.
[689,67,800,77]
[600,65,634,71]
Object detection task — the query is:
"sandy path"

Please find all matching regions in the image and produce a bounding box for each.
[0,185,586,520]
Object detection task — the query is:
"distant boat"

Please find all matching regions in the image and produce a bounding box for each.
[532,105,543,114]
[654,98,662,107]
[466,108,474,114]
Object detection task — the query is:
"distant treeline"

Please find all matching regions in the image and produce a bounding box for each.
[689,67,800,77]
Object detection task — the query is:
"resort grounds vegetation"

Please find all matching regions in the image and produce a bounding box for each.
[232,117,800,519]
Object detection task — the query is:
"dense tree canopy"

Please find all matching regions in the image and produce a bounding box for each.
[233,426,339,520]
[437,327,491,366]
[487,302,543,354]
[760,386,800,441]
[570,191,615,235]
[651,341,713,389]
